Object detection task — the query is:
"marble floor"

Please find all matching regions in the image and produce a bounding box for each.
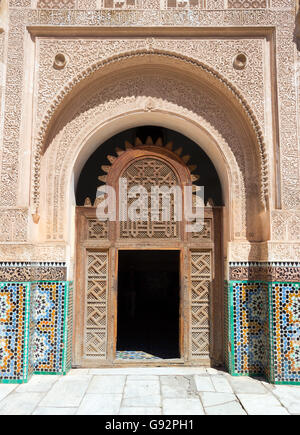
[0,367,299,415]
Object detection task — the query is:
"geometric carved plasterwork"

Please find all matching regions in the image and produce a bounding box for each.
[227,0,268,8]
[0,8,299,249]
[0,210,28,242]
[0,10,26,207]
[0,245,66,262]
[36,38,265,129]
[37,0,75,8]
[34,39,268,214]
[23,9,298,212]
[272,211,300,242]
[42,73,251,241]
[228,241,300,263]
[36,0,208,8]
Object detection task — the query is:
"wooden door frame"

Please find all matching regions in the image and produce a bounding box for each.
[73,206,224,368]
[72,144,224,367]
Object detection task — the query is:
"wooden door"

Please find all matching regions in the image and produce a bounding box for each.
[73,206,223,367]
[73,143,223,367]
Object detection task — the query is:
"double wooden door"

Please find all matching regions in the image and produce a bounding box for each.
[73,206,223,367]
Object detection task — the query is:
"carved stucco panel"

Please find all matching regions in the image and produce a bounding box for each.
[0,31,6,178]
[36,38,265,131]
[42,74,251,241]
[272,211,300,241]
[275,25,300,209]
[0,244,66,262]
[26,9,299,211]
[0,209,28,242]
[228,241,300,262]
[0,10,26,207]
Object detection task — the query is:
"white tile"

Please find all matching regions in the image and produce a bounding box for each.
[0,384,18,402]
[127,375,159,381]
[210,376,233,393]
[40,375,91,407]
[161,376,192,398]
[194,375,215,392]
[162,398,204,415]
[205,401,247,415]
[32,407,77,415]
[0,392,44,415]
[124,380,160,398]
[119,407,162,415]
[237,393,290,415]
[88,367,207,376]
[272,385,300,414]
[122,395,161,407]
[200,392,237,407]
[77,394,122,415]
[228,376,268,394]
[87,376,126,394]
[16,375,59,393]
[67,369,90,376]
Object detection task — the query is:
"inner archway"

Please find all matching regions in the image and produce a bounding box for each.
[74,127,224,366]
[76,126,223,207]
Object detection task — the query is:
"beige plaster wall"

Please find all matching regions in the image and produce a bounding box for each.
[0,0,299,264]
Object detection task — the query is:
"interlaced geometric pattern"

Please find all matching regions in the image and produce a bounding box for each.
[84,252,108,358]
[120,158,180,239]
[191,218,212,239]
[227,0,268,8]
[190,251,211,359]
[164,0,205,9]
[87,219,108,239]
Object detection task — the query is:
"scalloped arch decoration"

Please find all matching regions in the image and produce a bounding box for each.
[34,49,269,208]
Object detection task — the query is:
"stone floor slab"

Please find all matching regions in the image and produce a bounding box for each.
[194,375,215,392]
[228,377,268,394]
[237,393,290,415]
[0,384,18,402]
[32,407,77,415]
[162,398,205,415]
[205,401,247,415]
[272,385,300,414]
[119,407,162,415]
[77,393,122,415]
[200,392,237,407]
[161,375,194,398]
[122,395,161,407]
[210,376,233,393]
[87,375,126,394]
[0,392,44,415]
[124,380,160,398]
[15,375,59,393]
[39,375,91,408]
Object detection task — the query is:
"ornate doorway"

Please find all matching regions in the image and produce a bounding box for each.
[74,133,223,367]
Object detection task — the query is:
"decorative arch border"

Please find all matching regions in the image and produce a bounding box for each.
[34,49,269,208]
[42,102,245,241]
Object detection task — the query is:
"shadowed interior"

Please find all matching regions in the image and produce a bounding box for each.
[117,250,180,359]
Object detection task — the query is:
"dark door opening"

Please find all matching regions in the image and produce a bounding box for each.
[117,250,180,359]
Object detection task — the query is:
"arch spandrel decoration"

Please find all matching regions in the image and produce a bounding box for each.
[39,74,262,243]
[35,50,269,215]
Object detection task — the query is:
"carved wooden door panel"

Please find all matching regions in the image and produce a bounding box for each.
[190,250,211,360]
[73,207,111,367]
[84,251,108,359]
[74,141,223,367]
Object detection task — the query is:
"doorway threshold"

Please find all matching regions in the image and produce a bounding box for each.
[114,352,184,365]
